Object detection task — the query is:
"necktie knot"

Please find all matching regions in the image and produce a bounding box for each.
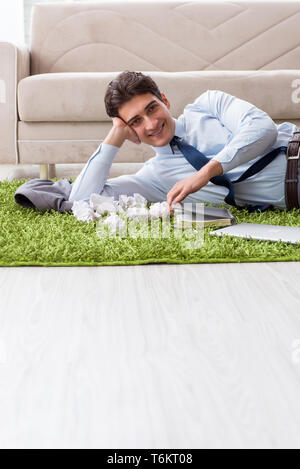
[170,135,181,154]
[170,135,180,144]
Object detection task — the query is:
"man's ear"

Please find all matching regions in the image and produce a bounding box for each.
[161,93,170,109]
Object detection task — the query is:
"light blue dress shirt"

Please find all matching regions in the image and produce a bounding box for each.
[69,89,297,210]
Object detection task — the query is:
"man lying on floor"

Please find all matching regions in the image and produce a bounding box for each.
[68,71,295,212]
[14,70,297,214]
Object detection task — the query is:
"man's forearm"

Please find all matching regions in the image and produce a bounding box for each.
[200,159,224,180]
[103,126,126,148]
[68,142,120,202]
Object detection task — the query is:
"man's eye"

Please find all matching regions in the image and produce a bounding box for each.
[132,107,157,126]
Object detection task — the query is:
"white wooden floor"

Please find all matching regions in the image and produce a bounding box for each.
[0,263,300,449]
[1,166,300,449]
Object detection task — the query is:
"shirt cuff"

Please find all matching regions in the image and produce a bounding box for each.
[211,146,237,174]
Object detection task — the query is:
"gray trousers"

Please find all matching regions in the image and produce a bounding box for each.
[14,179,74,213]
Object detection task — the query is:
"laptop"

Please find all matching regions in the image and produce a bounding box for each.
[209,223,300,244]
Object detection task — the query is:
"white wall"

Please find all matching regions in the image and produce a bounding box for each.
[0,0,24,44]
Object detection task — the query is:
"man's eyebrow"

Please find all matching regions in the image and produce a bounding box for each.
[126,100,157,125]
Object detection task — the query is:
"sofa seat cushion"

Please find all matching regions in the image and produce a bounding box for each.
[17,70,300,122]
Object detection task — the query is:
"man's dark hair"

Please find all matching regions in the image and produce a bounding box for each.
[104,71,164,119]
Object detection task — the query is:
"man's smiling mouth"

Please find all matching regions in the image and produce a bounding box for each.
[149,122,165,137]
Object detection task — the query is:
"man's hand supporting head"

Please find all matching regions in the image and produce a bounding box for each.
[103,117,142,148]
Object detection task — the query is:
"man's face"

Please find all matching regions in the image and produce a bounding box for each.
[118,92,175,146]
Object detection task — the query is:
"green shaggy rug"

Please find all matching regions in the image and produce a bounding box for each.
[0,178,300,267]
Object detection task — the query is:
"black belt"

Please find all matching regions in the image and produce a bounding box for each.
[285,127,300,210]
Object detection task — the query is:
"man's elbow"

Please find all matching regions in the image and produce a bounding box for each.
[250,114,278,152]
[264,118,278,147]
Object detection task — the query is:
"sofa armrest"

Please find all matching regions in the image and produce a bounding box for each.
[0,42,30,164]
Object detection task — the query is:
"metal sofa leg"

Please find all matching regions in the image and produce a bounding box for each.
[40,164,49,179]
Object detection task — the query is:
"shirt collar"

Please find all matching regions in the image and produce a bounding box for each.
[150,117,185,155]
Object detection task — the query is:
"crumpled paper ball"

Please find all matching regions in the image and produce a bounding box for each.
[72,200,96,223]
[90,193,114,208]
[126,206,149,220]
[170,202,183,212]
[89,193,126,215]
[119,193,148,209]
[72,193,171,224]
[149,201,170,219]
[90,193,117,215]
[95,201,117,216]
[103,213,126,233]
[113,201,126,214]
[90,193,127,219]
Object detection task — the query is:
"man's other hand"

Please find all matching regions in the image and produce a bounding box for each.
[167,172,210,208]
[167,160,223,209]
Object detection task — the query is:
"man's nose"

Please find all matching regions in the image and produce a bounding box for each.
[145,117,158,132]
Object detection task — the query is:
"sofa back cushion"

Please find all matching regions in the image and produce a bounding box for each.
[17,70,300,122]
[30,1,300,75]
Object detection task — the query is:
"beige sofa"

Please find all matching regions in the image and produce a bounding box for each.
[1,0,300,180]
